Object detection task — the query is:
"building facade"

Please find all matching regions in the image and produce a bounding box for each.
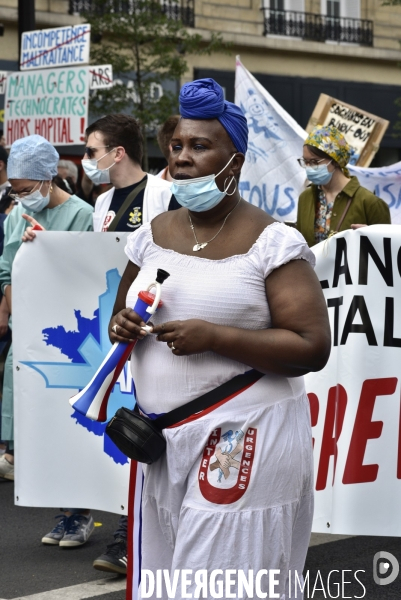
[0,0,401,165]
[185,0,401,166]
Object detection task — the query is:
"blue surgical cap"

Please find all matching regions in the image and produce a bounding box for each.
[8,135,59,180]
[179,78,248,155]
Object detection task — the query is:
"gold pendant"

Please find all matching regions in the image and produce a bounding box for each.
[193,243,208,251]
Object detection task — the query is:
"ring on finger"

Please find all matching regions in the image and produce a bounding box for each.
[112,324,118,333]
[171,344,176,351]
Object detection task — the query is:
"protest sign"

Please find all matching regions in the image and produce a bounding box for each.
[349,162,401,225]
[305,225,401,535]
[307,94,389,167]
[4,66,89,146]
[20,25,91,71]
[89,64,113,90]
[235,57,306,223]
[13,232,132,514]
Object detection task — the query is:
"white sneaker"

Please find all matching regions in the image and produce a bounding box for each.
[0,455,14,480]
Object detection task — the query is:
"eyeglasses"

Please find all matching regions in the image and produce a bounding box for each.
[297,158,331,169]
[84,146,110,159]
[9,181,42,200]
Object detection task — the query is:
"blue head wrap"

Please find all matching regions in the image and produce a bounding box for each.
[8,135,59,180]
[179,78,248,155]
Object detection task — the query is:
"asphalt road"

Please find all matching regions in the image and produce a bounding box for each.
[0,478,125,600]
[2,477,401,599]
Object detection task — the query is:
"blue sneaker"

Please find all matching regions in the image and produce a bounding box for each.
[42,515,69,545]
[59,514,94,547]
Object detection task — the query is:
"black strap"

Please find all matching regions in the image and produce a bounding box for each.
[154,370,264,430]
[107,178,147,232]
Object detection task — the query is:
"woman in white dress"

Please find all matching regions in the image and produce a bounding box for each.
[109,79,331,600]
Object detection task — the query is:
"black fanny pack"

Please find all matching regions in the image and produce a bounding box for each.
[106,370,263,464]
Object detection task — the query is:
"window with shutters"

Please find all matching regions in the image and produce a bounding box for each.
[263,0,370,44]
[321,0,360,18]
[270,0,284,9]
[327,1,340,17]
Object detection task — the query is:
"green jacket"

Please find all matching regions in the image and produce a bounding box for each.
[296,176,391,247]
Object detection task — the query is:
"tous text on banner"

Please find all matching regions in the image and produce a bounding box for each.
[235,57,307,223]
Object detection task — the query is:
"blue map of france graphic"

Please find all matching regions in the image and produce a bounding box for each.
[21,268,134,465]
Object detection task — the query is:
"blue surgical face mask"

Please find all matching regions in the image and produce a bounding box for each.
[18,182,50,213]
[81,148,116,185]
[171,154,236,212]
[306,162,333,186]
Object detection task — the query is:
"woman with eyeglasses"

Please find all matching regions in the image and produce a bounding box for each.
[296,125,390,247]
[0,135,94,543]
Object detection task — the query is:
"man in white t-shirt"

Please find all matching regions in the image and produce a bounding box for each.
[82,114,179,232]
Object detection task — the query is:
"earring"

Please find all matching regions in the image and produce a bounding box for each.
[224,176,237,196]
[49,184,53,193]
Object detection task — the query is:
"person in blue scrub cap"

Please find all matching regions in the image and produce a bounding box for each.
[0,134,94,548]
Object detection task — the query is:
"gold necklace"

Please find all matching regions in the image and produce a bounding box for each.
[188,198,242,252]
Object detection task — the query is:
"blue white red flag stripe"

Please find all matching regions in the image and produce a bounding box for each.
[127,460,143,600]
[70,340,137,421]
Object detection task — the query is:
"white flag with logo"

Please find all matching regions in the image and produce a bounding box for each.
[235,57,307,223]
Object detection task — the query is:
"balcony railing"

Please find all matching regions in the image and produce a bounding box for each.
[69,0,195,27]
[262,9,373,46]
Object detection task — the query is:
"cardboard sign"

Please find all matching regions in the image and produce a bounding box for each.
[306,94,389,167]
[89,64,113,90]
[5,67,89,146]
[20,25,91,71]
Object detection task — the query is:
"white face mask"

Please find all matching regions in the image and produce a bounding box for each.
[81,148,116,185]
[170,154,236,212]
[18,182,50,213]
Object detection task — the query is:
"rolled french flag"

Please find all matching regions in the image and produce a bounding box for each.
[69,269,170,422]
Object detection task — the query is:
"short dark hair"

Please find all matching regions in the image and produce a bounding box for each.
[86,114,143,165]
[0,146,8,166]
[157,115,180,160]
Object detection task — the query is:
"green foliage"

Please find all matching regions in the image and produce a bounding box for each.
[85,0,230,167]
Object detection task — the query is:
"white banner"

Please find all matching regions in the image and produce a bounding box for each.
[20,25,91,71]
[13,227,401,536]
[5,66,89,146]
[306,224,401,536]
[349,162,401,225]
[235,57,307,223]
[13,232,132,514]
